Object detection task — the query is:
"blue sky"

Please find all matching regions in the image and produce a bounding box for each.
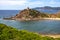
[0,0,60,10]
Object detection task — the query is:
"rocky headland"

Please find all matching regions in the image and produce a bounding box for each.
[3,7,60,21]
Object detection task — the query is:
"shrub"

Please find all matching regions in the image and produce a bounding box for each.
[0,23,60,40]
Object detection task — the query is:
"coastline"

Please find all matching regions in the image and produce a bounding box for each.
[3,18,60,21]
[14,18,60,38]
[2,18,60,38]
[42,34,60,38]
[42,18,60,20]
[14,18,60,21]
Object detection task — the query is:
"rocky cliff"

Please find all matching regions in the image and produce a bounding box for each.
[11,7,49,20]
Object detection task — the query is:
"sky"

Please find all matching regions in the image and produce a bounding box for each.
[0,0,60,10]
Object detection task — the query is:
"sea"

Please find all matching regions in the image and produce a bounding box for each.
[0,10,60,34]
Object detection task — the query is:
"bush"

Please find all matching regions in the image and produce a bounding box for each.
[0,23,60,40]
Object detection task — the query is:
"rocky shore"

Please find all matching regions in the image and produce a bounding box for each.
[3,8,60,21]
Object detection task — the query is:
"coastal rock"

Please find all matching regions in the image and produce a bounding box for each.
[11,7,49,20]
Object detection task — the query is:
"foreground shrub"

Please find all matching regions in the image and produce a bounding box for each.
[0,23,60,40]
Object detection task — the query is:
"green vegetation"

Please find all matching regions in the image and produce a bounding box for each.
[0,23,60,40]
[29,9,40,17]
[14,8,50,19]
[29,9,49,18]
[4,8,60,20]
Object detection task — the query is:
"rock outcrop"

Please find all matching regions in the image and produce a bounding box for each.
[11,7,49,20]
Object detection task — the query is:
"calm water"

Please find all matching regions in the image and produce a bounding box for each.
[0,10,20,18]
[0,10,60,34]
[0,19,60,34]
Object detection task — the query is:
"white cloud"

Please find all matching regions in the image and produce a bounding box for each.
[0,0,43,6]
[0,0,26,1]
[0,1,27,5]
[0,0,27,5]
[0,0,29,9]
[0,0,60,10]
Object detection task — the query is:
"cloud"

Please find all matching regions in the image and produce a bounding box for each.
[0,0,28,10]
[0,0,60,6]
[0,0,26,1]
[0,0,60,10]
[0,0,43,7]
[0,0,27,6]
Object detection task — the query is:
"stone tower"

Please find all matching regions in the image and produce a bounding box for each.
[27,7,29,10]
[27,7,30,15]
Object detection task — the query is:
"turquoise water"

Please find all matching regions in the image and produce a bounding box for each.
[0,19,60,34]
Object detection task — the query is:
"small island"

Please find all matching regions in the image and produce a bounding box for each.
[3,7,60,21]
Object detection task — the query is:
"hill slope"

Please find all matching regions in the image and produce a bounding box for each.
[11,8,49,20]
[33,6,60,13]
[0,23,58,40]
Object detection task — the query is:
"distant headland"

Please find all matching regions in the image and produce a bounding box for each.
[3,7,60,21]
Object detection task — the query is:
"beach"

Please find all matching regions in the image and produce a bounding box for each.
[42,34,60,38]
[42,18,60,20]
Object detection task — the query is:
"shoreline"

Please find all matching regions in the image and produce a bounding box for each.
[39,33,60,38]
[2,18,60,38]
[41,34,60,38]
[3,18,60,21]
[42,18,60,20]
[14,18,60,21]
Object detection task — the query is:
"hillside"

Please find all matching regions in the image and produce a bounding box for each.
[33,6,60,13]
[56,12,60,18]
[3,7,60,20]
[33,6,60,10]
[1,23,60,40]
[49,12,60,18]
[11,7,49,20]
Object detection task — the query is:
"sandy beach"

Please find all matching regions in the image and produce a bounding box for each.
[42,34,60,38]
[3,17,60,21]
[42,18,60,20]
